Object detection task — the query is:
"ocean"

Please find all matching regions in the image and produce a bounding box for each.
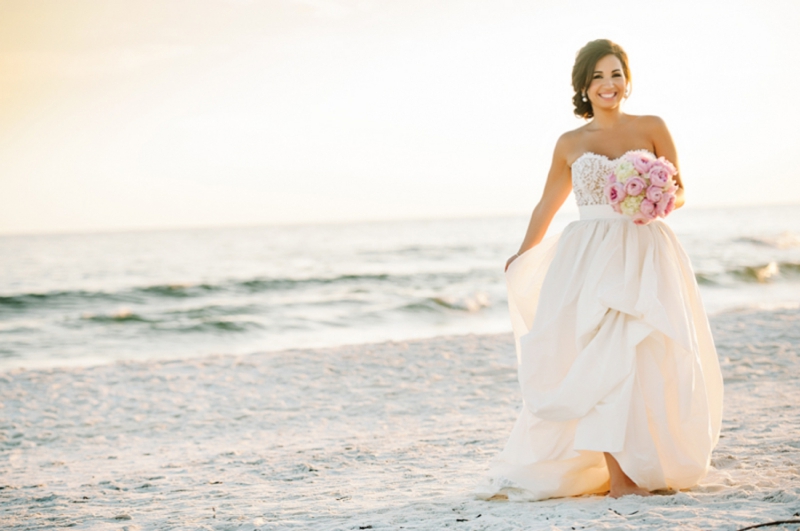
[1,204,799,370]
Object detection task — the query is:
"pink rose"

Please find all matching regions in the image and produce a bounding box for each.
[631,213,650,225]
[664,181,678,195]
[658,156,677,175]
[663,193,676,215]
[640,198,656,219]
[605,182,626,203]
[656,192,676,217]
[645,185,663,203]
[648,162,670,187]
[624,176,647,196]
[627,152,654,175]
[608,172,617,183]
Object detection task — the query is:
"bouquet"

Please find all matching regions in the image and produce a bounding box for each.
[604,152,678,225]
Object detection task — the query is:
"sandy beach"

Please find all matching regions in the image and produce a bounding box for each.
[0,305,798,530]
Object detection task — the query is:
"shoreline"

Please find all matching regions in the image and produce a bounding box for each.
[0,330,512,374]
[3,297,798,374]
[1,307,799,529]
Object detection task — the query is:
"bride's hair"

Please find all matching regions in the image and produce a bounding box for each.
[571,39,631,119]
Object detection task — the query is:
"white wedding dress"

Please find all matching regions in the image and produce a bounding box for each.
[476,150,724,501]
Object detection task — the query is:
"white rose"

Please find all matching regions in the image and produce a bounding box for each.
[615,160,637,182]
[620,195,643,216]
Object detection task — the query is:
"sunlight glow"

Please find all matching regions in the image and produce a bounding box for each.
[1,0,798,234]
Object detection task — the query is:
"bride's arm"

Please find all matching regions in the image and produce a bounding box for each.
[648,116,685,209]
[505,135,572,271]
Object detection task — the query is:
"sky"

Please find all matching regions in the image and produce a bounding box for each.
[1,0,799,234]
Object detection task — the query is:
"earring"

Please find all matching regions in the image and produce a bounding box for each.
[581,93,588,102]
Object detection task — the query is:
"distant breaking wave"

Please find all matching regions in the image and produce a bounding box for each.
[0,270,491,313]
[696,261,800,285]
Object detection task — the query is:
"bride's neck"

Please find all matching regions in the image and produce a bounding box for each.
[589,108,625,131]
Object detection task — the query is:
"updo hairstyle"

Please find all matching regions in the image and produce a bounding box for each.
[571,39,631,119]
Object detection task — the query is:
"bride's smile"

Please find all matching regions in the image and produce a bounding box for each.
[586,54,628,110]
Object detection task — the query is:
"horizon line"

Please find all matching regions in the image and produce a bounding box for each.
[2,201,799,238]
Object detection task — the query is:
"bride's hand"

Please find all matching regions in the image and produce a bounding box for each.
[505,253,519,272]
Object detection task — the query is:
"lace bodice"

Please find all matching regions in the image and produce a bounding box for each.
[571,150,654,207]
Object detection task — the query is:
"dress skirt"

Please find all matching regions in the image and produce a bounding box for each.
[476,205,723,501]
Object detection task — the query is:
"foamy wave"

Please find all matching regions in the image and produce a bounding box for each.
[697,261,800,285]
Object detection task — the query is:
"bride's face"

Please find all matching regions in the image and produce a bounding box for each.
[586,54,627,111]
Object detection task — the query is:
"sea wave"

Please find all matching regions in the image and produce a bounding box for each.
[0,271,491,312]
[82,309,152,323]
[735,232,800,249]
[696,261,800,285]
[0,290,138,309]
[399,293,491,313]
[4,260,800,315]
[76,307,265,333]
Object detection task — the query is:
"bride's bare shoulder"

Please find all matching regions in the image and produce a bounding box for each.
[629,114,670,133]
[554,126,590,166]
[555,127,586,154]
[627,114,675,152]
[561,123,592,140]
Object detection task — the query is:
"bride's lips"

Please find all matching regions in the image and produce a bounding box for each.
[598,92,617,100]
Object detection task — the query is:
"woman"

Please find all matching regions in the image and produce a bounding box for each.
[476,39,723,500]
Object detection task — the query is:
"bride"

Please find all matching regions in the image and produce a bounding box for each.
[476,39,723,500]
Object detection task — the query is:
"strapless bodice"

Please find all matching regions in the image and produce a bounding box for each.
[571,150,654,207]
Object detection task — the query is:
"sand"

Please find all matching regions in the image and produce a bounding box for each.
[1,306,799,530]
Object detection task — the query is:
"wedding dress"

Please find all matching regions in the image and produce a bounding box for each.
[475,150,724,500]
